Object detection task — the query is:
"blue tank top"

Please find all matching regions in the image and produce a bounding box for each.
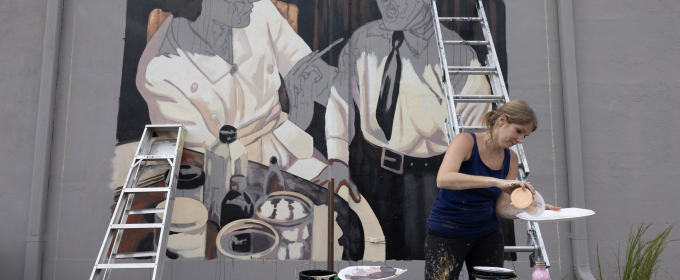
[427,132,510,238]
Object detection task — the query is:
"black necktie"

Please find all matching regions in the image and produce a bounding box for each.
[376,31,404,141]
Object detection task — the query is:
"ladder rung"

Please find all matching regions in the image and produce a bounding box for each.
[114,251,158,259]
[122,187,171,193]
[448,66,496,71]
[460,126,485,132]
[135,155,174,160]
[444,40,489,45]
[504,246,536,253]
[96,263,156,269]
[453,95,505,103]
[111,223,163,229]
[449,70,496,75]
[127,208,165,215]
[439,17,482,22]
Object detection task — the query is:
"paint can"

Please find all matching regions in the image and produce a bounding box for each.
[155,197,208,259]
[298,270,337,280]
[255,191,314,260]
[216,219,279,259]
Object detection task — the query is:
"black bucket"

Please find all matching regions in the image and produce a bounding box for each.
[471,271,517,279]
[299,270,337,280]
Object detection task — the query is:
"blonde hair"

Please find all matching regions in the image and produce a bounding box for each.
[482,100,538,136]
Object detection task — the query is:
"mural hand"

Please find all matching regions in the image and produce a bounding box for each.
[311,160,362,203]
[284,51,334,130]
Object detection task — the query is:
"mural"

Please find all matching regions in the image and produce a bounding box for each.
[112,0,513,263]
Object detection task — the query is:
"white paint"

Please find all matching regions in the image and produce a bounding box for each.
[302,225,309,240]
[282,228,299,241]
[274,199,290,220]
[290,200,307,220]
[287,242,304,260]
[259,200,275,218]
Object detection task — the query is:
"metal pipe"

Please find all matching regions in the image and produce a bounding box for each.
[327,178,335,271]
[24,0,64,279]
[503,246,537,253]
[556,1,596,279]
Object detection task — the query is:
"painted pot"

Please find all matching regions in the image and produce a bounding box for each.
[299,270,337,280]
[255,191,314,260]
[216,219,279,259]
[155,197,208,259]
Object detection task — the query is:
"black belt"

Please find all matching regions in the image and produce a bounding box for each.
[362,138,445,174]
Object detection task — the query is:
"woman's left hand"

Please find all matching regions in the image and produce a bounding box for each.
[545,204,561,211]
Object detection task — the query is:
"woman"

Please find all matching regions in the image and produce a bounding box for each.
[425,100,554,279]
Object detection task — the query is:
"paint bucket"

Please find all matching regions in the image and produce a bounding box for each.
[155,197,208,258]
[216,219,279,259]
[510,188,545,217]
[255,191,314,260]
[298,270,337,280]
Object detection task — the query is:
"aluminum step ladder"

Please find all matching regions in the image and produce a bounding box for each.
[430,0,550,267]
[90,124,186,280]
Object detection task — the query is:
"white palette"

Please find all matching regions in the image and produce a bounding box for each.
[338,266,407,280]
[518,207,595,222]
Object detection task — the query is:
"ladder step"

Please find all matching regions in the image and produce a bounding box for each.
[111,223,163,230]
[135,155,174,160]
[448,66,496,71]
[444,40,489,45]
[96,263,156,269]
[127,208,165,215]
[460,126,485,132]
[449,70,496,75]
[504,246,536,253]
[439,17,482,22]
[453,95,505,103]
[122,187,171,194]
[114,251,159,259]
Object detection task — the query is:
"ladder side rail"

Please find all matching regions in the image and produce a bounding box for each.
[476,0,531,177]
[430,0,461,141]
[137,127,153,156]
[532,222,551,267]
[152,178,176,280]
[476,0,510,103]
[90,159,146,280]
[152,126,185,280]
[102,192,139,280]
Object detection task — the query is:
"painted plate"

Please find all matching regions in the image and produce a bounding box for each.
[338,266,407,280]
[518,207,595,222]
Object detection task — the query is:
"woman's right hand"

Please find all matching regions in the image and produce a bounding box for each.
[498,180,535,195]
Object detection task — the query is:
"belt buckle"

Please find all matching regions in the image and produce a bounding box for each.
[380,147,404,174]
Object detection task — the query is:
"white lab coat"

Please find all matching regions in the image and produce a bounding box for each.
[136,0,325,179]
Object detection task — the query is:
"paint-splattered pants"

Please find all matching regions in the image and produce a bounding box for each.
[424,228,505,280]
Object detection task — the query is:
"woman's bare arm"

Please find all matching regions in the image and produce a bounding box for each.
[495,150,524,219]
[436,133,534,193]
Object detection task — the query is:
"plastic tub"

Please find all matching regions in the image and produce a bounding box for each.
[510,188,545,217]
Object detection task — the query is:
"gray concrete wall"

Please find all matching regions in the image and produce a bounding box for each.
[505,0,574,279]
[2,0,680,279]
[0,0,47,279]
[573,0,680,279]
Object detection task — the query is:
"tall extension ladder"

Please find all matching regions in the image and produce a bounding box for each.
[430,0,551,267]
[90,125,186,280]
